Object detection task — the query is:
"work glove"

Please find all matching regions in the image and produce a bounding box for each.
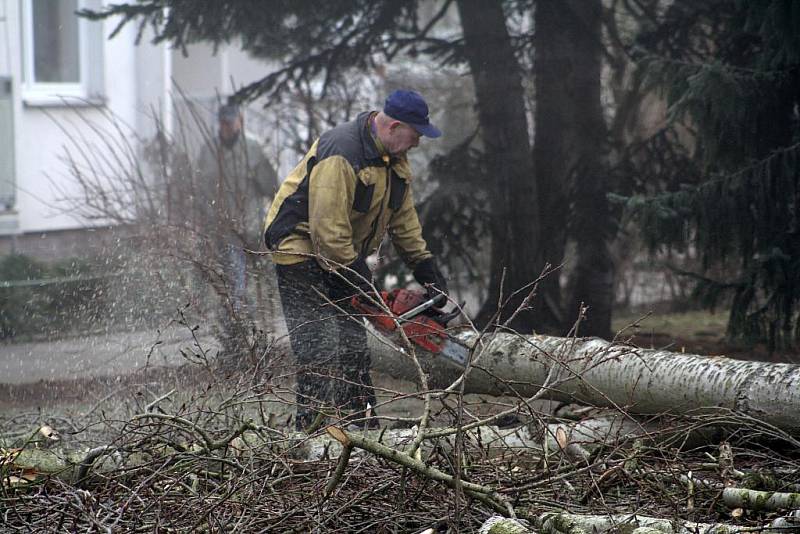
[326,257,373,301]
[413,257,448,306]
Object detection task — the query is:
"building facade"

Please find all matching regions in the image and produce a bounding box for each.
[0,0,272,260]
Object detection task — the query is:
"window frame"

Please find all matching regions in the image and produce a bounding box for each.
[20,0,92,104]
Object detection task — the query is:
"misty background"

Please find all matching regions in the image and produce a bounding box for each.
[1,0,799,382]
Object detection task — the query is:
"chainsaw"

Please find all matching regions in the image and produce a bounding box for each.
[351,288,469,367]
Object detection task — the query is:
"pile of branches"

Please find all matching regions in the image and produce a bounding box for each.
[2,289,800,532]
[2,366,799,532]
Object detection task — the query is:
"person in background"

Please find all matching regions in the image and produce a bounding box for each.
[197,101,278,358]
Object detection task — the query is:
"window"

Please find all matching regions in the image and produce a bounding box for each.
[31,0,81,83]
[21,0,103,104]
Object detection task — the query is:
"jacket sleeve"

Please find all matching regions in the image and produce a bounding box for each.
[387,181,433,269]
[308,155,359,268]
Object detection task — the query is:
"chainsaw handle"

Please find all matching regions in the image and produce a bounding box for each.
[398,296,441,321]
[434,307,461,326]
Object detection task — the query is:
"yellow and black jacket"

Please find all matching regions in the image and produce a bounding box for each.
[264,111,432,270]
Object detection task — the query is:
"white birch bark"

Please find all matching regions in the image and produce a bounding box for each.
[478,516,534,534]
[233,417,626,461]
[538,512,776,534]
[722,487,800,512]
[477,512,785,534]
[367,329,800,432]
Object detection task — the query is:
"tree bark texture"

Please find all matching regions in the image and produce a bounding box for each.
[560,0,614,339]
[478,513,780,534]
[537,512,768,534]
[456,0,542,333]
[533,0,614,338]
[368,330,800,432]
[532,0,573,333]
[478,516,533,534]
[722,487,800,512]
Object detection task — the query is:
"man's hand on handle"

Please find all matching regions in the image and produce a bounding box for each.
[413,257,448,306]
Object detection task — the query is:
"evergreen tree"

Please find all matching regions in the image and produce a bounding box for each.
[623,0,800,350]
[534,0,613,338]
[455,0,543,332]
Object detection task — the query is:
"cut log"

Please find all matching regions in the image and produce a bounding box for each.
[536,512,774,534]
[478,516,534,534]
[368,329,800,432]
[2,446,124,485]
[479,512,785,534]
[722,487,800,512]
[232,417,625,461]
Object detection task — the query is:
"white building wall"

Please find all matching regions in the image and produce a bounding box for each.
[0,2,279,243]
[171,42,282,171]
[172,41,269,105]
[0,0,170,236]
[133,25,169,142]
[172,42,224,100]
[0,0,21,234]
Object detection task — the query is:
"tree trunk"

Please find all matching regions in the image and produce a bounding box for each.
[479,517,534,534]
[561,0,614,339]
[367,329,800,432]
[533,0,614,338]
[532,0,572,334]
[456,0,542,333]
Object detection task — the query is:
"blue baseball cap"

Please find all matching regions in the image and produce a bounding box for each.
[383,90,442,138]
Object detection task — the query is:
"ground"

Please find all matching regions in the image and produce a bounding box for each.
[612,309,800,363]
[0,324,216,412]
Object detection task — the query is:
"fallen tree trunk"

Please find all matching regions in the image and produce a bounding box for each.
[368,329,800,432]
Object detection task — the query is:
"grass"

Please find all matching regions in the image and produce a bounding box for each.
[613,308,729,341]
[612,307,798,362]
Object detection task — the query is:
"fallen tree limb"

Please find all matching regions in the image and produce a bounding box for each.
[2,445,124,485]
[722,487,800,512]
[368,329,800,432]
[535,511,778,534]
[478,516,533,533]
[238,413,707,462]
[671,474,800,512]
[325,425,514,515]
[477,511,792,534]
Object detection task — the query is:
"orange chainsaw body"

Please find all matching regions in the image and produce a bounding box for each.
[351,288,447,353]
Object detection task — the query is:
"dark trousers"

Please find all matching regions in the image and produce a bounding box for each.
[275,260,376,429]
